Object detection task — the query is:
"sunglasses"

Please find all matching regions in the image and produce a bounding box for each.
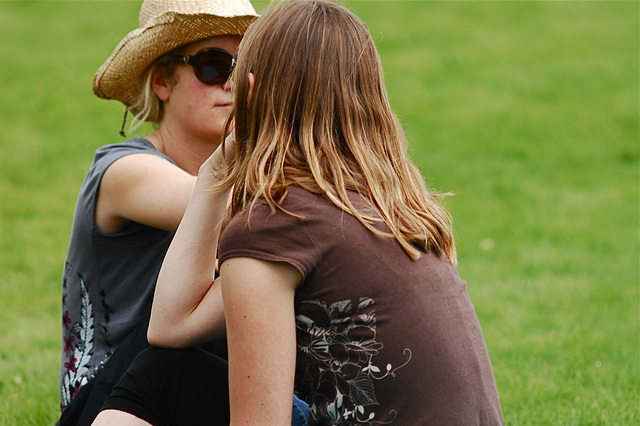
[168,48,236,86]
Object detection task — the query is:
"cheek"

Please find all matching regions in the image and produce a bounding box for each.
[183,90,212,117]
[195,84,221,105]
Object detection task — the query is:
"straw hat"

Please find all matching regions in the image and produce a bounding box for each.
[93,0,258,106]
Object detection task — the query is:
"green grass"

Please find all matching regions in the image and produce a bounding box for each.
[1,1,637,424]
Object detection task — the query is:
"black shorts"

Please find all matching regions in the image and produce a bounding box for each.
[100,346,309,425]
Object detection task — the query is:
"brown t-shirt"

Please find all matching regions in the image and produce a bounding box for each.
[219,186,504,425]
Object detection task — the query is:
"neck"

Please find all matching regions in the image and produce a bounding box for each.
[146,124,221,176]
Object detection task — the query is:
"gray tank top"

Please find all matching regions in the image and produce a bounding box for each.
[59,138,176,409]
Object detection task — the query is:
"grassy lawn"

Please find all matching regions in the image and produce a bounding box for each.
[1,1,637,424]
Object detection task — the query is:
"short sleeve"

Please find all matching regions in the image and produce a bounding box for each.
[218,195,320,279]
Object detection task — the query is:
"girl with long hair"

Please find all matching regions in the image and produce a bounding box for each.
[94,1,503,424]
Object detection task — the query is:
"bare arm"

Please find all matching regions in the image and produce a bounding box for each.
[96,153,196,233]
[147,137,233,347]
[221,257,301,425]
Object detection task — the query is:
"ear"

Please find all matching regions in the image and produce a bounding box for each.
[247,72,255,106]
[152,70,173,102]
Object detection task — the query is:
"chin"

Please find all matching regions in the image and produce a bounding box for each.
[203,126,227,142]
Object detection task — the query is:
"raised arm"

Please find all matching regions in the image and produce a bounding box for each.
[147,136,234,348]
[221,257,301,425]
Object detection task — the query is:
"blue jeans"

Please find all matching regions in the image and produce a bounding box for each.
[292,395,309,426]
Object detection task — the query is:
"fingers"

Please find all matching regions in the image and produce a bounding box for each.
[198,120,235,180]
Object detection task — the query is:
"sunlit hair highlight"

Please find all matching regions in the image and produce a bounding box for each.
[220,0,456,262]
[125,52,179,135]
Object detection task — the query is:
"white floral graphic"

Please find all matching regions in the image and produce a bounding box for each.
[61,276,95,407]
[296,297,411,425]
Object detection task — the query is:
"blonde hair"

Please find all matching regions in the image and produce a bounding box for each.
[125,52,179,135]
[222,0,456,262]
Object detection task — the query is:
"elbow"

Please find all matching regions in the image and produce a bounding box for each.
[147,322,217,349]
[147,308,227,348]
[147,309,187,348]
[147,325,169,348]
[147,322,184,348]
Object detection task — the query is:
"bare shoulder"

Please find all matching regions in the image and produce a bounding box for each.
[104,152,187,180]
[96,153,197,233]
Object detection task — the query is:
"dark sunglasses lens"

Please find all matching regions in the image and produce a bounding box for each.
[195,51,232,85]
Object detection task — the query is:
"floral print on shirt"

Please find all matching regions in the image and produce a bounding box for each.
[296,297,412,425]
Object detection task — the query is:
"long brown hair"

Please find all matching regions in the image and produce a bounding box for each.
[220,0,456,262]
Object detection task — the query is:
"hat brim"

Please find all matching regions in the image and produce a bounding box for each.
[93,12,256,106]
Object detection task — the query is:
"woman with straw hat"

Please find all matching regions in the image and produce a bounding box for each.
[58,0,258,424]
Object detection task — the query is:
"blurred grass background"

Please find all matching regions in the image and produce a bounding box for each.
[0,0,637,424]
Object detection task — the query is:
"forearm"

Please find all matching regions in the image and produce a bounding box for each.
[148,174,229,347]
